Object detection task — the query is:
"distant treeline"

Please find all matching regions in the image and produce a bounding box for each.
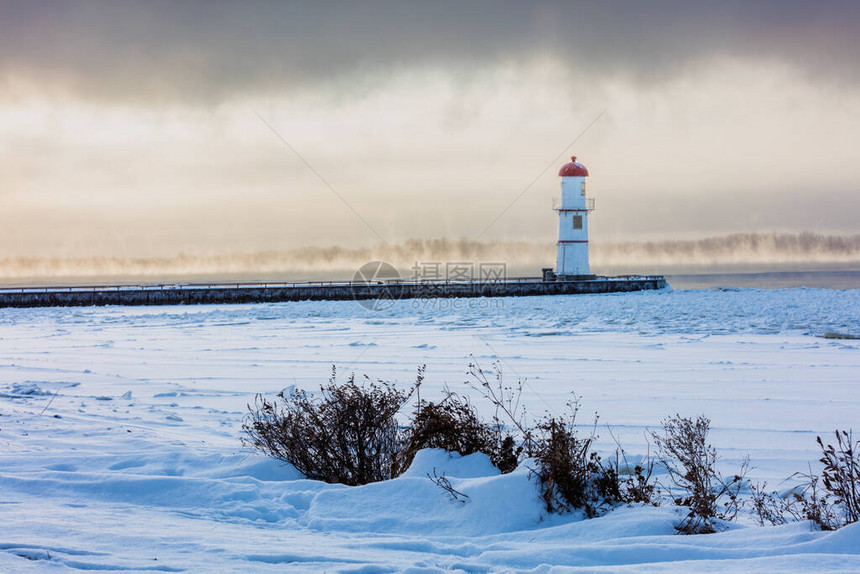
[595,232,860,269]
[1,232,858,280]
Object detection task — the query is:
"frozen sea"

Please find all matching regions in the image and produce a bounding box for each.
[1,283,859,571]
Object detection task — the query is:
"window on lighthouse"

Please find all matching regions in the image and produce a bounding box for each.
[573,215,583,230]
[580,181,586,196]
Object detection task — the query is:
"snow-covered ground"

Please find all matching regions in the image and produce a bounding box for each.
[1,287,859,572]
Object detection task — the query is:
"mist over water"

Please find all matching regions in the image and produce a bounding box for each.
[0,232,858,288]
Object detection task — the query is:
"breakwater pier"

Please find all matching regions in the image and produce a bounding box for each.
[0,275,667,309]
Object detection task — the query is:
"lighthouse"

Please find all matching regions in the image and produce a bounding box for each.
[555,156,595,279]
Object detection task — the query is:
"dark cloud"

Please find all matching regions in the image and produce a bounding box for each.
[1,0,858,102]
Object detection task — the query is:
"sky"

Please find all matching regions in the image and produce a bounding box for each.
[1,1,859,260]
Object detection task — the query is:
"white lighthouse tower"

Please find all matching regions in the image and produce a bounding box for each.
[555,156,595,279]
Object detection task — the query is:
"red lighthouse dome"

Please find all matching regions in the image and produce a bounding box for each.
[558,156,589,177]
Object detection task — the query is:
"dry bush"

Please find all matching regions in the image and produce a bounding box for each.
[651,414,748,534]
[534,413,606,516]
[466,358,533,458]
[749,482,793,527]
[752,471,840,531]
[749,431,858,531]
[242,364,520,486]
[466,358,654,516]
[818,430,860,526]
[242,367,414,486]
[604,432,660,506]
[621,462,659,505]
[747,480,827,528]
[532,408,639,517]
[401,387,518,474]
[793,472,841,530]
[494,435,520,475]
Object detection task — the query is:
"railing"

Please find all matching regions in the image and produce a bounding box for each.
[595,275,664,281]
[552,196,596,211]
